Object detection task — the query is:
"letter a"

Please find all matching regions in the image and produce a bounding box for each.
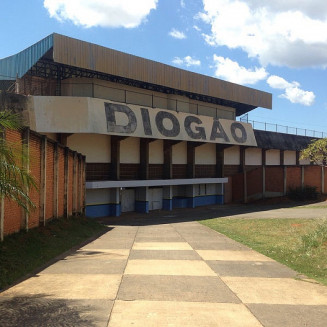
[210,119,230,142]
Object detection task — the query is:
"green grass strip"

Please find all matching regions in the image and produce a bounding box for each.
[200,218,327,285]
[0,217,107,290]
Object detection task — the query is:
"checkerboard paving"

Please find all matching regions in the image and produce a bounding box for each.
[1,220,327,327]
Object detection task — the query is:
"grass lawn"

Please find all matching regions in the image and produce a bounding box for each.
[0,217,107,291]
[200,218,327,285]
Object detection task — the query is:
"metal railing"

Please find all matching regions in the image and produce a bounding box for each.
[240,114,327,138]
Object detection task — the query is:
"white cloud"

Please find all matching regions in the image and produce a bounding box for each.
[180,0,185,8]
[169,28,187,39]
[43,0,158,28]
[267,75,315,106]
[193,25,201,32]
[213,55,268,85]
[172,56,201,67]
[200,0,327,68]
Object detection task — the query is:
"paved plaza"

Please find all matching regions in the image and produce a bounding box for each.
[0,204,327,326]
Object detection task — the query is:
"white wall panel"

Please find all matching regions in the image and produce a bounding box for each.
[67,133,110,163]
[245,148,262,165]
[266,149,280,165]
[284,150,296,165]
[120,137,140,163]
[224,146,240,165]
[149,140,163,164]
[172,142,187,164]
[195,143,216,164]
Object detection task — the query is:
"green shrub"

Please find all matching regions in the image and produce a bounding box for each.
[302,220,327,252]
[287,185,319,201]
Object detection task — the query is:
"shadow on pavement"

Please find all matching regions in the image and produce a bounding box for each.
[0,295,96,327]
[95,201,315,227]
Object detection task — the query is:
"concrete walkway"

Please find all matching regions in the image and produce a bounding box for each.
[1,206,327,326]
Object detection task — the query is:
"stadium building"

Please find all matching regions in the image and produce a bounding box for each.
[1,34,322,218]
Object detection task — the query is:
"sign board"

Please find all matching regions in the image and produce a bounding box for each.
[105,102,257,146]
[29,97,257,146]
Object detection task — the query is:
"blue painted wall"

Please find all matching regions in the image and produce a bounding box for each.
[86,204,121,218]
[135,201,149,213]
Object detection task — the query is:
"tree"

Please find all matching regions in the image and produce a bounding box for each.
[300,138,327,167]
[0,110,37,212]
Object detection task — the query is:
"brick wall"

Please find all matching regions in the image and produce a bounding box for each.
[231,165,327,203]
[265,166,284,193]
[1,129,85,239]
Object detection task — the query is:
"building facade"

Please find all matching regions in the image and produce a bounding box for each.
[4,34,320,218]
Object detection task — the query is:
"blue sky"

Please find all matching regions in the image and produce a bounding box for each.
[1,0,327,135]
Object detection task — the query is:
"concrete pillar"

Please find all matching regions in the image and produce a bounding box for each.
[110,188,121,216]
[301,166,305,189]
[240,147,247,203]
[185,185,195,208]
[262,149,266,199]
[140,138,150,180]
[40,136,47,225]
[163,186,173,210]
[111,136,124,180]
[187,142,196,178]
[216,144,225,178]
[296,151,300,166]
[164,140,173,179]
[135,187,149,213]
[280,150,285,166]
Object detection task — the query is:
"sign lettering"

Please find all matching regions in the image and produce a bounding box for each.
[104,102,257,146]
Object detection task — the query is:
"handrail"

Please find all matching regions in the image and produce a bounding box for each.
[240,115,327,138]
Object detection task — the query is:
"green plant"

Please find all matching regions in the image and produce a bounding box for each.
[302,220,327,253]
[287,185,318,201]
[301,138,327,166]
[0,111,37,211]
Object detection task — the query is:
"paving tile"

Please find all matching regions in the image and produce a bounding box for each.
[248,304,327,327]
[129,250,202,260]
[83,241,134,249]
[73,249,130,260]
[108,300,263,327]
[208,261,298,278]
[40,258,127,275]
[135,236,184,242]
[197,250,273,261]
[117,275,240,303]
[221,277,327,305]
[124,260,216,276]
[0,297,113,327]
[189,241,249,250]
[133,242,193,250]
[2,274,122,300]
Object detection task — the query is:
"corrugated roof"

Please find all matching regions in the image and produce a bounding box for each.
[0,33,271,111]
[0,34,53,80]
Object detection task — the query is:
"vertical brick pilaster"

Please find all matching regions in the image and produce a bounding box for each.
[39,136,47,226]
[72,152,77,215]
[64,147,69,218]
[53,143,59,218]
[22,128,30,230]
